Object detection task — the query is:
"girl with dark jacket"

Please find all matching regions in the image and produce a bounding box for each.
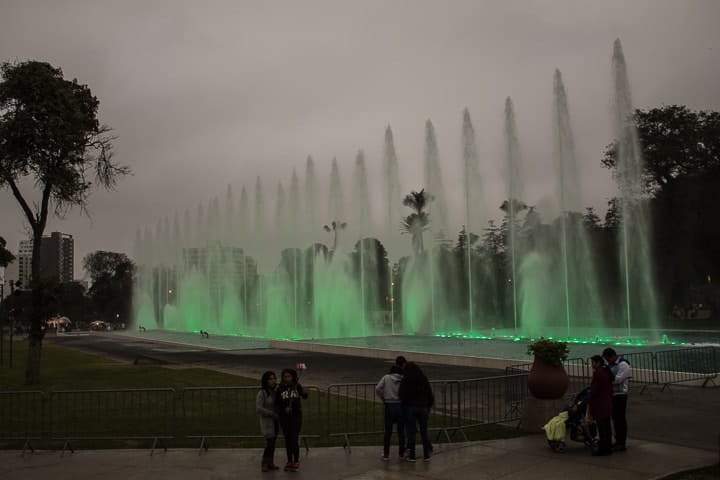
[398,362,434,461]
[256,371,280,472]
[589,355,614,456]
[275,368,308,472]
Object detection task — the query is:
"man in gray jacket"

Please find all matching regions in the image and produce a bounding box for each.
[376,364,405,460]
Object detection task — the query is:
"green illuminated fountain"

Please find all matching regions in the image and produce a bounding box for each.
[134,40,663,345]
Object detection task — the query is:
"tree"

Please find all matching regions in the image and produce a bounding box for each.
[602,105,720,196]
[0,236,15,268]
[0,60,129,384]
[582,207,602,231]
[83,251,131,282]
[87,258,135,325]
[401,189,433,255]
[322,221,347,260]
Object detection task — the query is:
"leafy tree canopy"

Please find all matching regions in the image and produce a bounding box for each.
[0,235,15,267]
[83,251,132,282]
[602,105,720,196]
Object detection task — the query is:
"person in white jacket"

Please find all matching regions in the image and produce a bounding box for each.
[375,365,405,460]
[603,347,631,451]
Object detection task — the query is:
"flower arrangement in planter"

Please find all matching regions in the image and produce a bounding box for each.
[526,338,570,399]
[526,338,570,367]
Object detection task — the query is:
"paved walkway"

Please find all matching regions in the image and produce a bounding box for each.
[1,436,716,480]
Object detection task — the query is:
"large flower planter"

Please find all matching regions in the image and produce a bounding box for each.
[527,357,569,399]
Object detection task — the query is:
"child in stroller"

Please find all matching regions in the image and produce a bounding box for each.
[543,387,598,453]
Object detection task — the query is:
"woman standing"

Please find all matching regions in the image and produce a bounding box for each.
[399,362,434,462]
[589,355,613,456]
[256,371,280,472]
[275,368,308,472]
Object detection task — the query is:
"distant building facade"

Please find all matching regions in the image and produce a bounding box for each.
[16,232,74,285]
[17,240,32,288]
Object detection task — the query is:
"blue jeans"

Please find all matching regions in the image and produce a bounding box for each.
[383,403,405,457]
[405,406,431,459]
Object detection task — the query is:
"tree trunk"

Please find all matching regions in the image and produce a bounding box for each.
[25,228,44,385]
[25,328,43,385]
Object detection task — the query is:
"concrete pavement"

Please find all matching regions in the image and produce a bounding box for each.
[1,436,716,480]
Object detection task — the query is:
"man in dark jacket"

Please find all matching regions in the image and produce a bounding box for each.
[398,362,434,462]
[589,355,613,456]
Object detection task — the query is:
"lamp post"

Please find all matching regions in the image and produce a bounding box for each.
[390,281,395,335]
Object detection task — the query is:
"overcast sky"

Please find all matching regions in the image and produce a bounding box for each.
[2,0,720,278]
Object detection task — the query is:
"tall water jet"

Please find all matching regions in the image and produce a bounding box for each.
[554,70,573,337]
[611,39,659,336]
[224,184,235,244]
[423,120,442,331]
[384,126,402,251]
[462,108,481,332]
[353,150,372,326]
[182,210,192,249]
[274,183,287,248]
[289,170,302,328]
[328,157,345,224]
[424,120,449,235]
[384,126,402,334]
[504,97,524,332]
[195,203,205,246]
[254,176,265,260]
[553,69,606,337]
[304,156,317,244]
[239,185,249,246]
[289,169,301,240]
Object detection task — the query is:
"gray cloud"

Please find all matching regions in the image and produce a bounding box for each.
[1,0,720,276]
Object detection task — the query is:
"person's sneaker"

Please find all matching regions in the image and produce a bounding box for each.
[423,456,431,462]
[381,455,390,461]
[405,455,416,463]
[292,462,300,471]
[284,462,295,472]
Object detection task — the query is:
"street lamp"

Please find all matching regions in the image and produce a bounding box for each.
[390,281,395,335]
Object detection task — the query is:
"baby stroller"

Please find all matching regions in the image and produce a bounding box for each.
[544,387,597,453]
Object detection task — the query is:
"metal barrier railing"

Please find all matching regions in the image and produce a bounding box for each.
[181,385,322,454]
[0,390,44,455]
[326,374,530,449]
[0,346,716,453]
[326,382,384,448]
[48,388,176,455]
[506,347,719,392]
[505,357,589,377]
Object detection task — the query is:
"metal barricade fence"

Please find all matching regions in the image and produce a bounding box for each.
[0,390,44,454]
[327,374,530,448]
[507,347,720,392]
[48,388,175,454]
[649,347,719,389]
[326,383,385,447]
[0,346,716,454]
[506,357,588,378]
[181,385,322,454]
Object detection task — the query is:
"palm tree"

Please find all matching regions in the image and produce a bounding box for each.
[401,189,434,255]
[323,221,347,260]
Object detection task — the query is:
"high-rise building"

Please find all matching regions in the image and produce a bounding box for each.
[16,232,74,285]
[17,240,32,288]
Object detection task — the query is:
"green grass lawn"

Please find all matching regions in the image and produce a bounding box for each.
[659,465,720,480]
[0,338,524,450]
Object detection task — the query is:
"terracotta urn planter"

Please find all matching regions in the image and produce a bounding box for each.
[527,357,569,399]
